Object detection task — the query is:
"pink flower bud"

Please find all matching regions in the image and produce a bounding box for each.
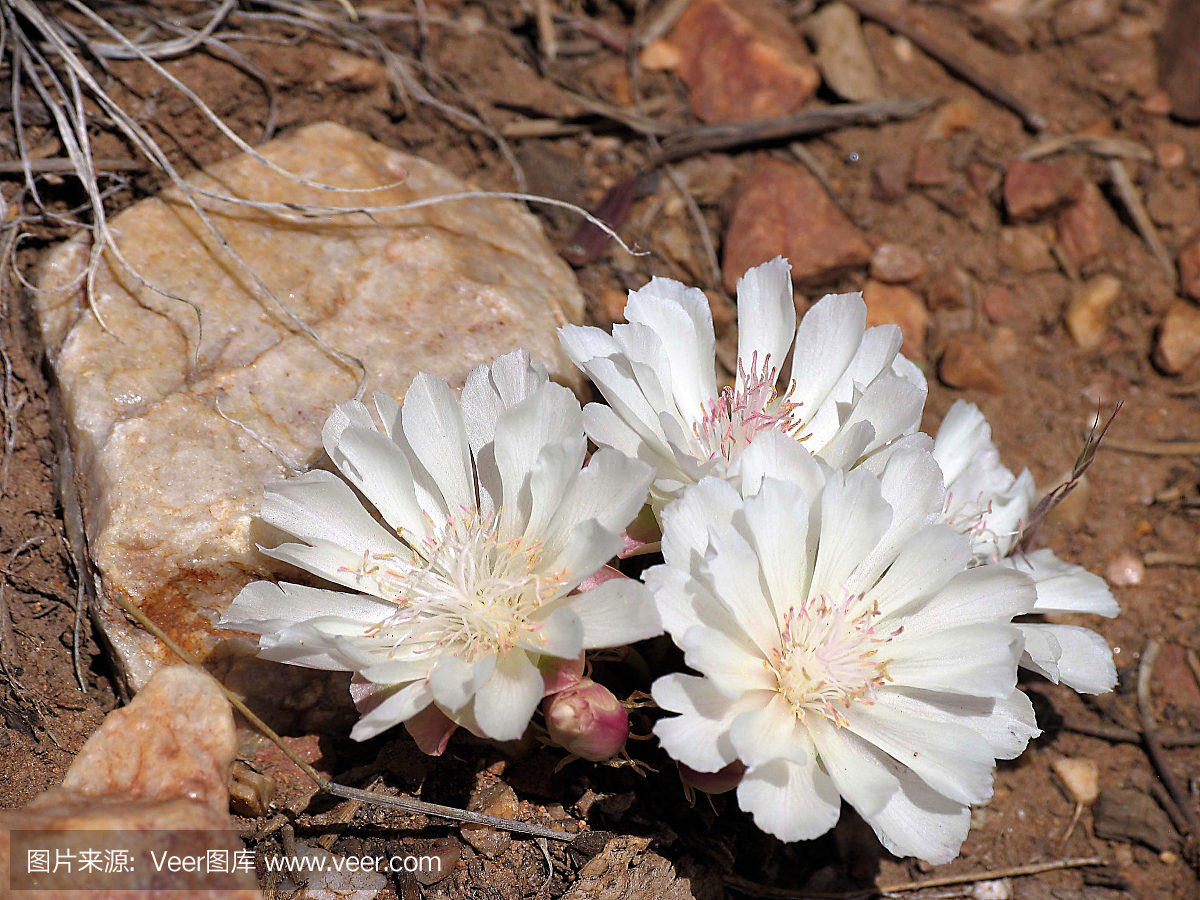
[543,678,629,761]
[678,760,746,795]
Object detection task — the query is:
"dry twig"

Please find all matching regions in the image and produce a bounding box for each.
[1020,134,1154,163]
[1108,159,1178,291]
[1102,437,1200,456]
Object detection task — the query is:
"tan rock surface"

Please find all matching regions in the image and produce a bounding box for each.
[0,665,258,898]
[562,836,694,900]
[33,122,585,693]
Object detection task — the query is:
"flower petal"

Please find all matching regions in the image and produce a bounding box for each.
[736,758,842,843]
[351,680,434,740]
[401,372,476,516]
[740,478,814,623]
[729,694,811,767]
[703,523,783,656]
[561,577,662,648]
[1007,549,1119,616]
[809,468,892,602]
[472,649,545,741]
[735,257,795,393]
[652,673,771,773]
[680,626,776,697]
[429,653,497,712]
[864,524,973,620]
[660,477,741,570]
[1019,623,1116,694]
[898,565,1036,638]
[887,624,1023,698]
[541,449,654,562]
[874,687,1038,762]
[788,292,867,416]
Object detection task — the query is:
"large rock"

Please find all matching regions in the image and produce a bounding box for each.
[33,122,585,695]
[723,159,870,290]
[0,666,258,898]
[667,0,820,123]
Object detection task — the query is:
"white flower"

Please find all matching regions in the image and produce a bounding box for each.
[558,258,927,509]
[932,400,1118,694]
[221,350,661,743]
[648,432,1039,864]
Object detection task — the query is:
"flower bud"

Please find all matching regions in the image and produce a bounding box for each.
[678,760,746,795]
[543,678,629,761]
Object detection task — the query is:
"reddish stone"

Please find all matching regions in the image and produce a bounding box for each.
[1056,181,1116,265]
[723,159,871,290]
[870,243,927,283]
[939,331,1006,393]
[925,268,970,310]
[1154,301,1200,374]
[967,162,1001,196]
[669,0,821,124]
[1179,229,1200,301]
[982,285,1012,323]
[1159,0,1200,123]
[873,152,911,201]
[863,281,930,361]
[1004,159,1082,221]
[910,140,954,187]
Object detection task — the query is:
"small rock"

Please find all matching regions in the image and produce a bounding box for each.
[291,843,389,899]
[1141,90,1174,115]
[990,325,1018,360]
[1044,472,1090,530]
[1066,275,1121,351]
[1154,301,1200,374]
[998,227,1057,273]
[870,243,927,283]
[1156,142,1187,169]
[910,140,954,187]
[229,760,277,818]
[873,152,911,202]
[639,39,683,71]
[1178,230,1200,301]
[892,34,916,63]
[1004,160,1082,221]
[971,879,1012,900]
[1056,182,1116,265]
[669,0,821,123]
[1093,788,1181,852]
[863,281,930,360]
[939,331,1006,393]
[1105,552,1144,587]
[723,159,871,290]
[0,666,257,898]
[982,285,1012,323]
[807,2,883,102]
[925,268,970,310]
[925,99,980,140]
[1158,0,1200,123]
[325,51,388,91]
[599,286,628,324]
[1052,0,1115,41]
[414,837,461,886]
[966,162,1001,197]
[1161,850,1180,865]
[461,780,520,858]
[564,836,694,900]
[1052,757,1100,805]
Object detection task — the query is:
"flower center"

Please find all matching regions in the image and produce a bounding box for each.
[693,352,802,462]
[770,592,899,727]
[343,513,568,661]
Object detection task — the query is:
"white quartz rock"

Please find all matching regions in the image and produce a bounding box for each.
[34,122,585,694]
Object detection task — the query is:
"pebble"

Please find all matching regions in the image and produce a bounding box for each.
[1004,160,1081,221]
[1159,0,1200,122]
[229,760,278,818]
[325,51,388,91]
[925,268,969,310]
[415,837,462,886]
[939,331,1006,393]
[1141,90,1174,115]
[990,325,1018,360]
[599,286,629,324]
[1105,552,1144,587]
[1051,757,1100,805]
[873,152,911,202]
[982,285,1012,323]
[0,667,258,897]
[723,159,871,290]
[807,2,883,102]
[998,227,1057,273]
[639,39,683,71]
[925,99,979,140]
[1156,142,1187,169]
[1153,301,1200,374]
[910,140,954,187]
[1178,229,1200,301]
[1065,275,1121,351]
[461,780,520,858]
[1052,0,1115,41]
[1057,182,1116,265]
[33,123,585,695]
[863,281,930,360]
[870,243,927,283]
[669,0,820,123]
[971,879,1011,900]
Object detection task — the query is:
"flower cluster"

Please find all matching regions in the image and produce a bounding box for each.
[223,257,1118,865]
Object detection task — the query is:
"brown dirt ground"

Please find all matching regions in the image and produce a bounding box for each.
[2,1,1200,898]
